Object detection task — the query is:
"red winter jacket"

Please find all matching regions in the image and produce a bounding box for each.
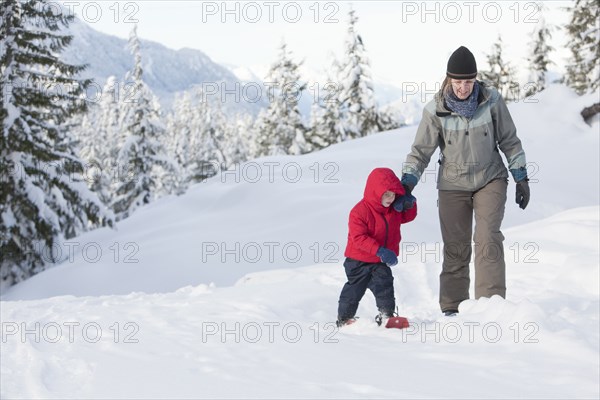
[344,168,417,263]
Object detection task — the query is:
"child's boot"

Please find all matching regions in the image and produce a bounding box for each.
[375,309,396,326]
[336,317,358,327]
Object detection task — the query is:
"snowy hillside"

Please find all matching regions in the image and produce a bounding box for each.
[1,85,599,398]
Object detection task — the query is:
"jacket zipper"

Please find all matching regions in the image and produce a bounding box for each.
[382,214,389,248]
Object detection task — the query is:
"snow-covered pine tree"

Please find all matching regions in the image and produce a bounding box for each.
[254,42,307,157]
[166,88,237,189]
[306,102,341,151]
[186,95,226,183]
[76,76,120,205]
[111,25,177,220]
[480,35,521,102]
[336,9,381,139]
[525,3,554,97]
[207,102,227,166]
[235,113,258,161]
[165,90,195,193]
[76,114,112,205]
[564,0,600,95]
[305,56,345,150]
[376,106,404,132]
[1,0,113,286]
[220,112,251,168]
[307,90,343,150]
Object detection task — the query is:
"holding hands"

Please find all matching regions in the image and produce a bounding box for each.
[392,193,416,212]
[393,174,418,212]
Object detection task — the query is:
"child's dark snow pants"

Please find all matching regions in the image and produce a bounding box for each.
[337,258,395,320]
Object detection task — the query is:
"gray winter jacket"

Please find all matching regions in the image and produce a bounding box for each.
[402,82,526,191]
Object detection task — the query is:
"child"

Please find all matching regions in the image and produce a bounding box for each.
[337,167,417,327]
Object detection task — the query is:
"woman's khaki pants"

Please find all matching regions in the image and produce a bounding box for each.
[438,178,508,312]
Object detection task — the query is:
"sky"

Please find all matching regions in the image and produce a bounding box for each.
[64,1,572,89]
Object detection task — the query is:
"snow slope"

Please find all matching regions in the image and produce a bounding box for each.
[1,85,599,398]
[1,206,598,398]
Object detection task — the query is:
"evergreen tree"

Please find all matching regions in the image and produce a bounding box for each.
[237,113,258,161]
[166,89,231,187]
[203,100,231,168]
[75,76,120,205]
[187,96,226,184]
[336,9,381,139]
[221,112,250,168]
[306,58,344,150]
[165,90,195,193]
[526,4,554,97]
[76,113,113,205]
[564,0,600,94]
[307,92,343,150]
[254,42,307,157]
[480,35,521,102]
[111,25,177,220]
[1,0,113,286]
[376,106,404,132]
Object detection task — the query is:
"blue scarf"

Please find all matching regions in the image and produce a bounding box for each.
[444,82,480,119]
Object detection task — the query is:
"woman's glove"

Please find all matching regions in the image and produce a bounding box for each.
[401,174,418,194]
[516,180,530,210]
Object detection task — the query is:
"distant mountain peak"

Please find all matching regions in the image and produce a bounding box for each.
[62,18,265,114]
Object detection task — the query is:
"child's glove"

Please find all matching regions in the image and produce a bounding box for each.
[392,193,416,212]
[376,247,398,267]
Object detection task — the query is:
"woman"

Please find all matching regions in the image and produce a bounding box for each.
[401,46,530,316]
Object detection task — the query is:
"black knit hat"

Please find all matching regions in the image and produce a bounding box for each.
[446,46,477,79]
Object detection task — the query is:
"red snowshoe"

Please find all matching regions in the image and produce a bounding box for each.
[376,311,410,329]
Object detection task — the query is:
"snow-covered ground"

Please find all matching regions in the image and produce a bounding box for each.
[1,85,599,398]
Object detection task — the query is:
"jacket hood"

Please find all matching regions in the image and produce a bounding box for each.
[363,168,405,212]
